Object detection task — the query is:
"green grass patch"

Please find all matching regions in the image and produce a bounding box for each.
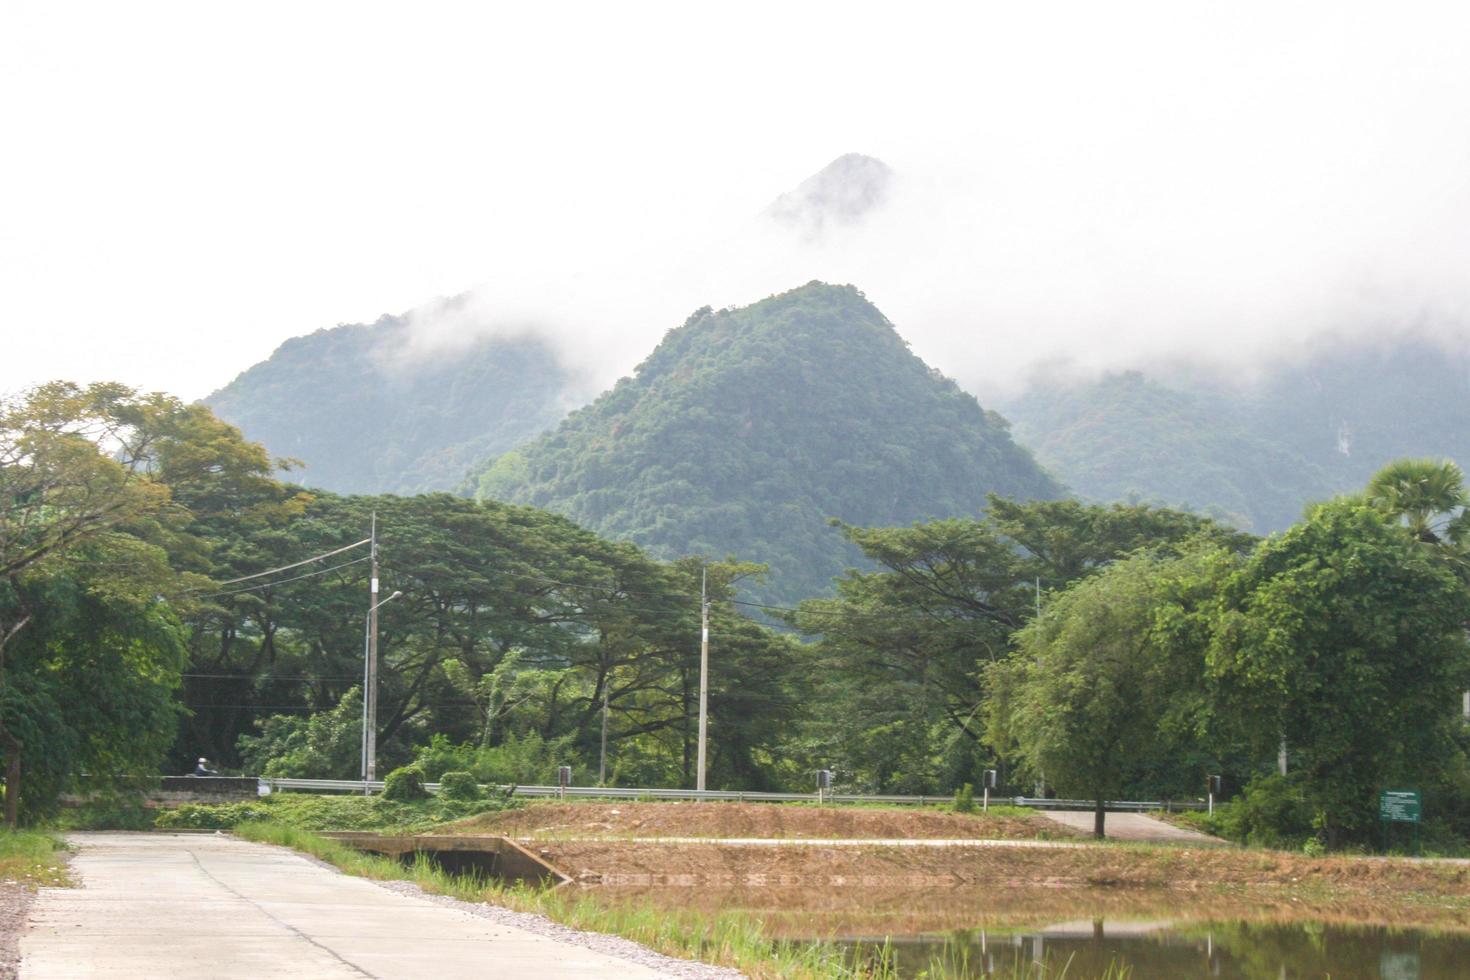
[155,790,518,833]
[0,829,71,888]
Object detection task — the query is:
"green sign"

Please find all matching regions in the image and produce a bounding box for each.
[1379,790,1422,823]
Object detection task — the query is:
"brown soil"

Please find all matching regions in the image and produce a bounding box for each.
[531,839,1469,890]
[521,840,1470,935]
[444,801,1075,841]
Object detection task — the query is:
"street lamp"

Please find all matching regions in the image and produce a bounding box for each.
[361,588,403,791]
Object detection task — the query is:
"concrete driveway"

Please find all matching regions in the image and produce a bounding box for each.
[19,833,684,979]
[1038,810,1224,844]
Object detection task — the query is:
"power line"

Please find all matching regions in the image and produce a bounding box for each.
[209,537,371,587]
[200,555,371,598]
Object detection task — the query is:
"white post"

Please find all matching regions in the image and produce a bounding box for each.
[696,567,709,792]
[366,513,379,786]
[1208,792,1215,817]
[983,786,990,812]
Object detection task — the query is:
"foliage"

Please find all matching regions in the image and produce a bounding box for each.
[381,765,429,801]
[1207,499,1470,846]
[793,499,1246,793]
[437,771,480,801]
[237,688,364,779]
[1212,774,1318,849]
[154,790,514,832]
[0,382,208,824]
[951,783,975,813]
[469,283,1062,606]
[992,548,1229,835]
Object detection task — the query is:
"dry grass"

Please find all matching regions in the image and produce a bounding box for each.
[441,800,1075,841]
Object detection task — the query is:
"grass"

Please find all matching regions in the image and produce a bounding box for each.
[0,828,70,888]
[153,790,517,833]
[233,821,1133,979]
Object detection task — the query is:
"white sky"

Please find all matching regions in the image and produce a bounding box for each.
[4,1,1470,401]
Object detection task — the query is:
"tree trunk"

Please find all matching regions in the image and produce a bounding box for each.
[1093,795,1106,839]
[0,727,20,828]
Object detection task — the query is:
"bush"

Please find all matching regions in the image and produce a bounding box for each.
[381,766,429,802]
[156,802,270,830]
[1216,773,1316,848]
[438,771,480,801]
[952,783,976,814]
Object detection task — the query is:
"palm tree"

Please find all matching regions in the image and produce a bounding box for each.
[1365,458,1469,546]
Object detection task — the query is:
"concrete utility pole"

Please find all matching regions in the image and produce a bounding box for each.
[365,514,380,786]
[599,682,609,785]
[358,516,401,791]
[696,566,710,792]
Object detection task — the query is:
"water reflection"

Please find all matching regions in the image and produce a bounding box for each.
[836,920,1470,979]
[589,882,1470,978]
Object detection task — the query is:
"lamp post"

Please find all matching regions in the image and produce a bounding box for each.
[360,562,403,792]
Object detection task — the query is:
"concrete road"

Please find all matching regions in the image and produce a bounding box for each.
[19,833,676,979]
[1038,810,1224,843]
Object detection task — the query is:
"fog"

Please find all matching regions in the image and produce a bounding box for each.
[4,2,1469,402]
[393,4,1470,404]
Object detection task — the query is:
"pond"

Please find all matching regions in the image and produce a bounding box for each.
[833,920,1470,979]
[591,884,1470,978]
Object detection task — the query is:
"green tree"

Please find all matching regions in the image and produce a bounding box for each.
[1364,458,1469,547]
[991,548,1225,837]
[0,382,192,825]
[791,501,1248,793]
[1208,499,1470,847]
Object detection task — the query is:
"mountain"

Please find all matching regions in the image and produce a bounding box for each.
[205,303,578,495]
[467,282,1062,604]
[763,153,893,239]
[1002,335,1470,533]
[1004,372,1329,532]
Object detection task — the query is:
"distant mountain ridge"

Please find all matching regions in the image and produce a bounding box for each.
[206,306,578,495]
[1002,334,1470,533]
[467,281,1062,604]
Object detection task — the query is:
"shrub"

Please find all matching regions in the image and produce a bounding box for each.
[952,783,976,814]
[1216,773,1315,848]
[438,771,480,801]
[156,801,270,829]
[382,766,429,802]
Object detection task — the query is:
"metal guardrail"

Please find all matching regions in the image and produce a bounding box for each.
[260,777,1206,811]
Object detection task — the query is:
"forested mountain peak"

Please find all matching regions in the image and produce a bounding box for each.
[468,281,1061,604]
[205,303,578,496]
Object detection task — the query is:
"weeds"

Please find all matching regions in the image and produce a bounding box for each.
[0,829,71,888]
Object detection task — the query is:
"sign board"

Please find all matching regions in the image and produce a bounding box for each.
[1379,790,1422,823]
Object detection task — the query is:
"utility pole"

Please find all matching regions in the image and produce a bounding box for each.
[599,682,609,785]
[696,566,710,792]
[365,514,380,786]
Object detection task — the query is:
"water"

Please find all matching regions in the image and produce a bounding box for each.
[835,920,1470,979]
[591,884,1470,979]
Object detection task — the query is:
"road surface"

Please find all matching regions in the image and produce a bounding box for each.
[1038,810,1224,843]
[19,833,693,979]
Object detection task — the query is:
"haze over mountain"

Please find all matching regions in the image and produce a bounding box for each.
[467,282,1062,604]
[205,302,581,495]
[1003,333,1470,533]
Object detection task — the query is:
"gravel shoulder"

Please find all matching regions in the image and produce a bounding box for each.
[0,881,36,980]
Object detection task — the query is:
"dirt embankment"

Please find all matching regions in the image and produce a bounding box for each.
[532,837,1470,894]
[444,801,1074,841]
